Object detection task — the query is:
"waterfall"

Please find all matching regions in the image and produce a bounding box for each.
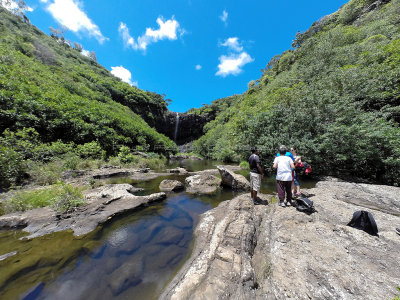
[174,112,180,142]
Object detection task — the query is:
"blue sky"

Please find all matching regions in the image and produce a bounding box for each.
[17,0,348,112]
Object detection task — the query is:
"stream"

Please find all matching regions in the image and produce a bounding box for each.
[0,160,316,300]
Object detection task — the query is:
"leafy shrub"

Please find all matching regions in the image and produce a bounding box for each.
[0,146,25,188]
[76,141,105,159]
[117,146,137,164]
[60,153,81,170]
[239,161,250,169]
[52,182,85,213]
[28,160,63,185]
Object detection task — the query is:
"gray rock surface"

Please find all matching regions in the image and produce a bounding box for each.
[217,165,250,191]
[159,180,184,192]
[185,174,222,194]
[161,180,400,300]
[166,167,189,175]
[0,184,166,239]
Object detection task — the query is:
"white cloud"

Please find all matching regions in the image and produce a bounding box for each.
[45,0,107,44]
[220,37,243,52]
[119,16,183,51]
[111,66,138,87]
[216,52,254,77]
[195,64,202,70]
[220,10,228,25]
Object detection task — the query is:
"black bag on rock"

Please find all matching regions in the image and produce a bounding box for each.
[347,210,378,236]
[295,197,315,214]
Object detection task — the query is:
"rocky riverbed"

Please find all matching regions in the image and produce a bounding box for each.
[161,178,400,300]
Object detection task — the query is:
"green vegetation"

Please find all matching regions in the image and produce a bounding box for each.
[194,0,400,185]
[0,8,177,188]
[186,95,242,120]
[393,287,400,300]
[4,182,85,213]
[239,161,250,169]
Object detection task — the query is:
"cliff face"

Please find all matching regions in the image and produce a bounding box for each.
[160,178,400,299]
[156,112,210,146]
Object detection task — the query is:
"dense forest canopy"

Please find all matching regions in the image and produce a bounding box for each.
[193,0,400,185]
[0,7,176,154]
[0,6,178,187]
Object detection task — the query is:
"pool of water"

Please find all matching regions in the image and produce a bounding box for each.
[0,160,316,300]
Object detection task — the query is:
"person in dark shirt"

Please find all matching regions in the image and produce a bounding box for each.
[249,147,264,202]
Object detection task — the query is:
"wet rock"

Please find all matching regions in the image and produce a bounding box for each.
[159,180,184,192]
[185,174,222,194]
[92,170,134,179]
[108,258,144,296]
[145,244,184,270]
[0,250,18,261]
[217,165,250,191]
[139,221,164,244]
[166,167,188,175]
[114,233,141,256]
[172,216,193,229]
[0,184,166,239]
[153,226,184,245]
[161,180,400,299]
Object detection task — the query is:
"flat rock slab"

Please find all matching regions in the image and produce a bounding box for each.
[161,180,400,299]
[185,174,222,194]
[0,184,166,239]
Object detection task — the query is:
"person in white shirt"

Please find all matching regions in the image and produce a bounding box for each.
[273,145,295,207]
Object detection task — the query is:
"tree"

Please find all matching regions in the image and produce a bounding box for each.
[73,42,83,52]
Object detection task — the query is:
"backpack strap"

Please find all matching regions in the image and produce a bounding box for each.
[366,212,379,235]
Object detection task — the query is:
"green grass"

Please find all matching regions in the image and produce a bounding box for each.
[5,182,85,213]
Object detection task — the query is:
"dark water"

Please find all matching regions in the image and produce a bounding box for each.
[0,160,316,300]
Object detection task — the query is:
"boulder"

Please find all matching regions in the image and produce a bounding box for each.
[185,174,221,194]
[161,180,400,299]
[108,258,144,296]
[217,165,250,191]
[159,180,184,192]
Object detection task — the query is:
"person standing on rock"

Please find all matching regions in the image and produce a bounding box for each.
[273,145,295,207]
[249,147,264,203]
[290,146,302,197]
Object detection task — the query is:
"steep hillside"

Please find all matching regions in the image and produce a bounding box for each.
[194,0,400,185]
[0,7,176,155]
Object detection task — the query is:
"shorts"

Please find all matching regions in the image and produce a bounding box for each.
[250,172,261,192]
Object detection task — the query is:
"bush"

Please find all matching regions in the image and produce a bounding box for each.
[28,160,63,185]
[76,141,105,159]
[52,182,85,213]
[239,161,250,169]
[116,146,137,164]
[0,146,25,188]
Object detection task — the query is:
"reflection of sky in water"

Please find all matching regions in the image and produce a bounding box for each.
[3,160,317,300]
